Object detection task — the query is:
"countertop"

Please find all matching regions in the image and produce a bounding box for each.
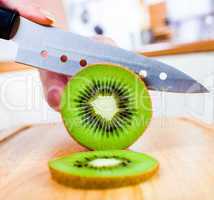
[140,40,214,57]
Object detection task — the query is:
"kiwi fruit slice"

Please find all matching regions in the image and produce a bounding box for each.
[49,150,158,189]
[61,64,152,150]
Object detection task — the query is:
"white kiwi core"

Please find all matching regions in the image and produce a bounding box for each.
[91,95,118,120]
[88,158,122,168]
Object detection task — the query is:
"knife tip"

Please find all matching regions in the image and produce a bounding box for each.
[187,82,209,93]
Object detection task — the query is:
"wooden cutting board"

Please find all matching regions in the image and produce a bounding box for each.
[0,117,214,200]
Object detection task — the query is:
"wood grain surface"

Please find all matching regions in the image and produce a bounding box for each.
[0,118,214,200]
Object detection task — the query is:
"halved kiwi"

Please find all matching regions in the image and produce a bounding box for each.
[49,150,158,189]
[61,64,152,150]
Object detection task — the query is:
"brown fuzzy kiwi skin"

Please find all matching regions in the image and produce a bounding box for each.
[49,163,158,189]
[60,63,153,150]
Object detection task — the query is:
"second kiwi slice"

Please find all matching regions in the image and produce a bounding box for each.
[49,150,159,189]
[61,64,152,150]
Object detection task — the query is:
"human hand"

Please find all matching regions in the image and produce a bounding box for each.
[0,1,116,111]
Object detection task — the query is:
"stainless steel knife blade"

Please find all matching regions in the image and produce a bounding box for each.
[12,18,208,93]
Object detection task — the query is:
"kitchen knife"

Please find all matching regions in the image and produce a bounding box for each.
[0,7,208,93]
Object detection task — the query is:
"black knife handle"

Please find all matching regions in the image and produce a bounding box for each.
[0,7,20,40]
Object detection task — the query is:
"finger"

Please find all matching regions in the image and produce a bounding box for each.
[18,5,55,26]
[0,1,55,26]
[39,70,70,111]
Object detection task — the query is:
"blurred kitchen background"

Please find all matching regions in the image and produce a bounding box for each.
[1,0,214,129]
[64,0,214,50]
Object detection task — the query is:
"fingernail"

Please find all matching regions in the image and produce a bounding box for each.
[40,9,56,23]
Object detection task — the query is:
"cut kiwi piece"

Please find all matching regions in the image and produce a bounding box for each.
[49,150,159,189]
[61,64,152,150]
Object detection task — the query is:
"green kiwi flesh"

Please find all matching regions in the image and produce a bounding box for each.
[60,64,152,150]
[48,150,159,189]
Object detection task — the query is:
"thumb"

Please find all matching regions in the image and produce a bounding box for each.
[0,1,55,26]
